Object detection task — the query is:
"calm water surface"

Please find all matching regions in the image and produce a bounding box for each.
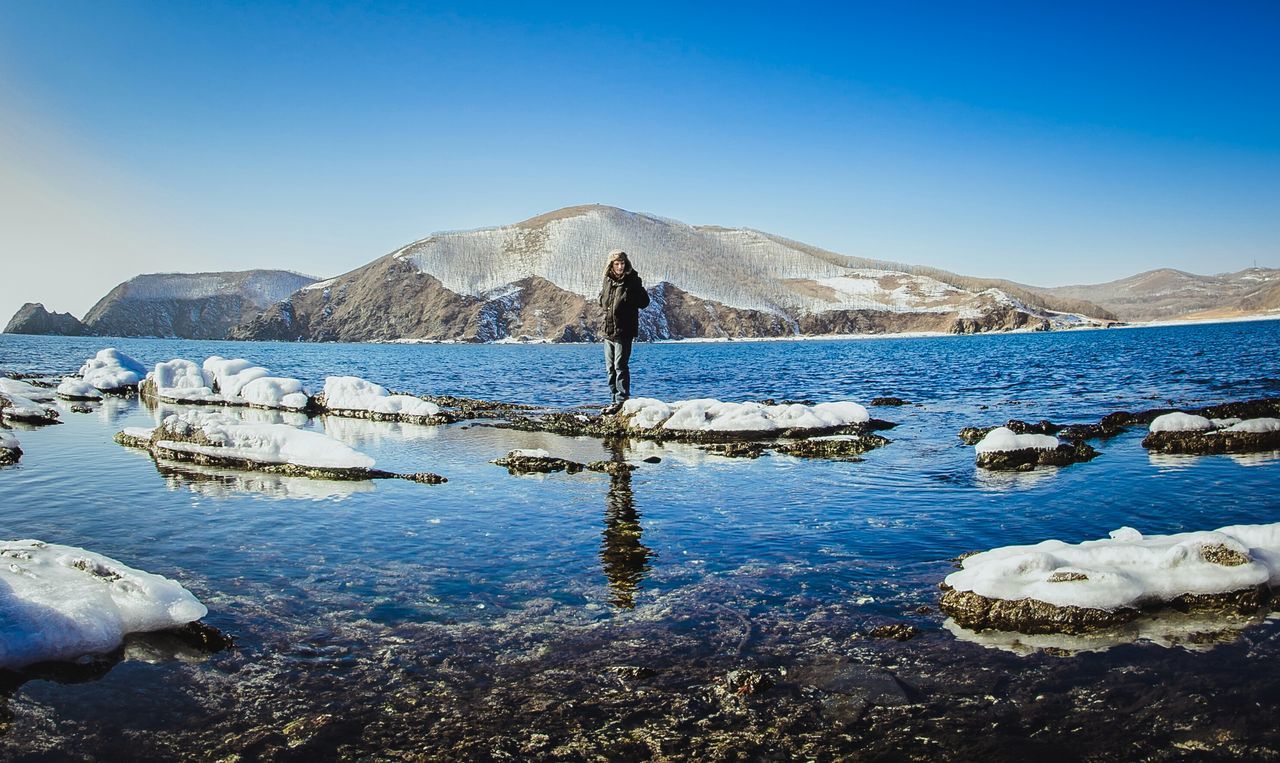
[1,322,1278,757]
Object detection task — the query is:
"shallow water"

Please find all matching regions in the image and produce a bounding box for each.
[1,322,1279,758]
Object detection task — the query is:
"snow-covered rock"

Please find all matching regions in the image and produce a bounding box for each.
[0,378,57,403]
[76,348,146,391]
[1143,414,1280,455]
[0,389,60,424]
[941,523,1280,634]
[1149,413,1214,433]
[974,427,1061,453]
[319,376,444,422]
[144,357,309,410]
[0,539,207,669]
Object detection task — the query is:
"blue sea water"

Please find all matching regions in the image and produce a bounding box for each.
[1,321,1278,756]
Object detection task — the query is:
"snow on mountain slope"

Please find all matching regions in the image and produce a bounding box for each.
[393,205,987,316]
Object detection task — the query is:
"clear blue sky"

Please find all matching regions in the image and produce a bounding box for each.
[1,1,1277,320]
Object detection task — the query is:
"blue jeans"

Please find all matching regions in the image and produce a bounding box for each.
[604,337,633,403]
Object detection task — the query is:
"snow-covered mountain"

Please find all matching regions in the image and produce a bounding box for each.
[79,270,316,339]
[231,205,1112,343]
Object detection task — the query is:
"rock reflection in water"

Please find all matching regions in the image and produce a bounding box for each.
[600,442,652,608]
[972,464,1058,492]
[943,608,1273,656]
[153,462,375,501]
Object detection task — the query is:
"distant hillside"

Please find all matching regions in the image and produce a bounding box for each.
[231,205,1112,343]
[66,270,316,339]
[1034,267,1280,322]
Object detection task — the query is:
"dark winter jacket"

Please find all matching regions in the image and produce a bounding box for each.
[598,267,650,340]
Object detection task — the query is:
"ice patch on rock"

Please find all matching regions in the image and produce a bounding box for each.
[0,539,207,669]
[1149,412,1214,433]
[945,523,1280,611]
[620,397,868,433]
[974,426,1060,453]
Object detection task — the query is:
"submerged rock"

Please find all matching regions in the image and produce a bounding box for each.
[400,472,449,484]
[700,442,767,459]
[422,395,540,419]
[869,396,910,406]
[866,623,921,641]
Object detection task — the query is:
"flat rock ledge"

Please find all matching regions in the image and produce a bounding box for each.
[975,440,1099,471]
[1142,429,1280,455]
[114,431,446,484]
[500,411,896,446]
[0,394,61,426]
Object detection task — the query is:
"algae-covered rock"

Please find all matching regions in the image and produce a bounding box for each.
[939,586,1139,635]
[974,440,1099,471]
[492,450,585,475]
[774,434,890,460]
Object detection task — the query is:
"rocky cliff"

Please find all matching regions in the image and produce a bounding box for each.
[231,205,1111,343]
[4,303,90,336]
[80,270,317,339]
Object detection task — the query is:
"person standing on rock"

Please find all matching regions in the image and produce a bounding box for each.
[598,249,650,415]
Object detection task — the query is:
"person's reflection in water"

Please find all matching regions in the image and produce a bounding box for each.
[600,439,652,609]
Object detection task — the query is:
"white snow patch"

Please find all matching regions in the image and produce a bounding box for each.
[0,539,207,669]
[56,377,103,399]
[974,427,1060,454]
[322,377,441,418]
[508,448,550,458]
[1149,413,1214,432]
[944,523,1280,612]
[0,430,19,450]
[1223,418,1280,434]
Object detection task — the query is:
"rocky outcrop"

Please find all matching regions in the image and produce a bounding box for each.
[3,303,90,335]
[1142,426,1280,455]
[974,440,1099,471]
[81,270,315,339]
